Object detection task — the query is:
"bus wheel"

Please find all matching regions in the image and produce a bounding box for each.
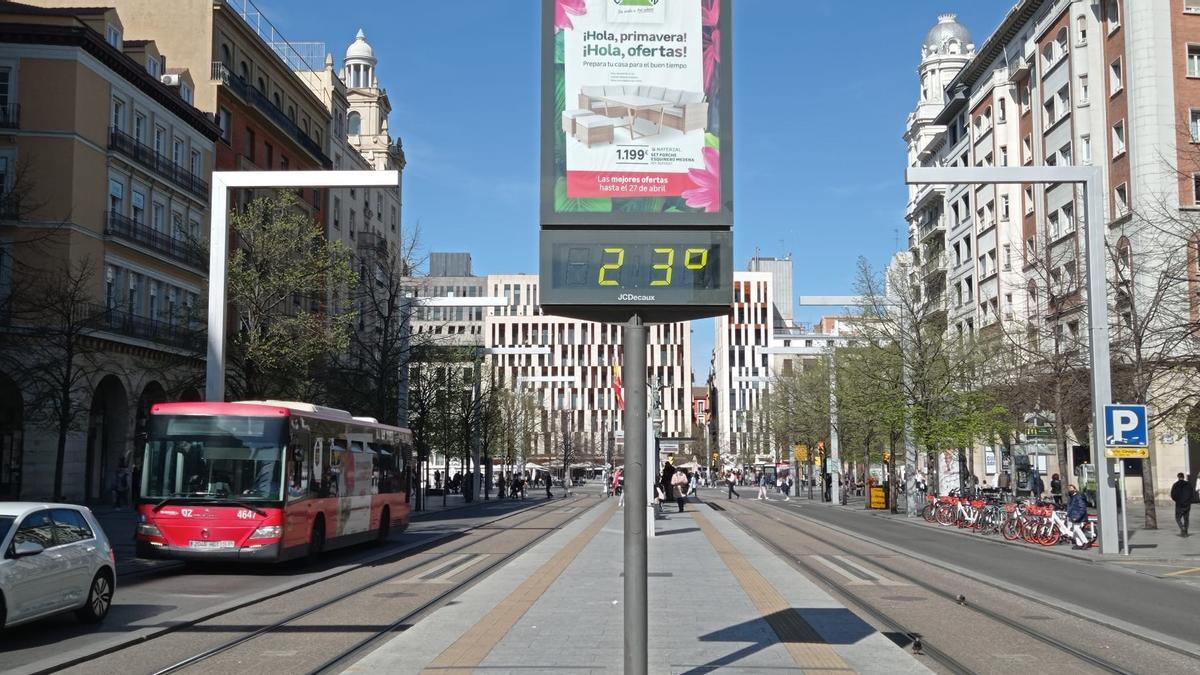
[376,507,391,545]
[307,516,326,562]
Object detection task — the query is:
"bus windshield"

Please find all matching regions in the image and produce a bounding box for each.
[142,415,288,503]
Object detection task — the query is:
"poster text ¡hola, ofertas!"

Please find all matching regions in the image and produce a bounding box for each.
[581,30,689,60]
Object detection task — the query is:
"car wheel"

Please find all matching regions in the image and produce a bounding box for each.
[376,507,391,544]
[75,570,113,624]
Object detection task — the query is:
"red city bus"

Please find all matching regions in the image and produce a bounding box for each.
[135,400,413,562]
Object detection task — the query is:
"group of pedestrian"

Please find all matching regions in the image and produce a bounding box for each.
[496,472,529,500]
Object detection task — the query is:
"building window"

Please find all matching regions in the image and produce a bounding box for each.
[1063,202,1074,230]
[1107,0,1120,33]
[1193,174,1200,204]
[172,138,183,166]
[1079,74,1089,104]
[1049,211,1061,238]
[1112,120,1126,156]
[131,190,144,224]
[1188,0,1200,12]
[147,57,159,78]
[110,97,124,131]
[152,202,164,233]
[391,205,397,232]
[333,196,341,229]
[1077,15,1088,44]
[1110,58,1123,94]
[999,145,1009,166]
[1000,195,1010,221]
[1022,135,1032,163]
[1024,186,1034,214]
[348,111,361,136]
[1115,183,1129,215]
[109,179,123,213]
[1081,134,1092,163]
[180,83,192,104]
[287,106,296,124]
[105,24,121,48]
[998,99,1007,123]
[243,127,257,162]
[376,194,383,220]
[217,107,231,143]
[1003,244,1012,271]
[133,112,145,142]
[1190,45,1200,78]
[153,125,165,155]
[190,149,201,176]
[264,142,273,168]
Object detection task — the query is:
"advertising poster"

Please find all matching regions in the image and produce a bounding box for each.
[939,449,961,497]
[543,0,731,226]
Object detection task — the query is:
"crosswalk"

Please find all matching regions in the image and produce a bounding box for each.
[807,554,906,586]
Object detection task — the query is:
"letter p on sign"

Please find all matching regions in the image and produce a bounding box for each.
[1104,404,1148,448]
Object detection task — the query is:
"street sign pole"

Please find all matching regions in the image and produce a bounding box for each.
[623,316,648,675]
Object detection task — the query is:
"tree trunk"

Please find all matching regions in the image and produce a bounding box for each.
[889,432,899,514]
[1141,430,1158,529]
[53,347,74,501]
[1054,381,1069,492]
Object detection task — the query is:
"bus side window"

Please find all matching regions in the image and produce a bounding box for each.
[311,438,326,497]
[377,446,396,494]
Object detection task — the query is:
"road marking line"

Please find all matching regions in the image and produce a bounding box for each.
[811,555,869,584]
[833,555,906,586]
[693,508,852,672]
[424,554,483,581]
[423,502,616,673]
[1163,566,1200,577]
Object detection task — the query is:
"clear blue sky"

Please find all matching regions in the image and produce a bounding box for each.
[270,0,1011,381]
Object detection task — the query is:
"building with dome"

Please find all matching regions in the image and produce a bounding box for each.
[903,0,1200,510]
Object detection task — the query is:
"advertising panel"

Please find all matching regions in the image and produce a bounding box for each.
[542,0,732,226]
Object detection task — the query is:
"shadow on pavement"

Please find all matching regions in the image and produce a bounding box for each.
[684,607,875,674]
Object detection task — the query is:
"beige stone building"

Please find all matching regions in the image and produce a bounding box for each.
[0,2,219,500]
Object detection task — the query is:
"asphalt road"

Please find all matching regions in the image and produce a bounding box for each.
[0,494,574,674]
[771,498,1200,653]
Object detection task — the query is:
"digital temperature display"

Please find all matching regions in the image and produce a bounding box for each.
[540,229,732,322]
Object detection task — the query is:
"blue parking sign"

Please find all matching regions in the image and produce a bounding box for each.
[1104,404,1147,448]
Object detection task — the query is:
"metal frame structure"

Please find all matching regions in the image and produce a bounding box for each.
[906,165,1118,555]
[205,170,401,402]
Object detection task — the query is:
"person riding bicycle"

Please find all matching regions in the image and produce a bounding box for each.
[1065,484,1091,549]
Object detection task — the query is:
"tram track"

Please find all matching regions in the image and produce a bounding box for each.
[134,495,595,675]
[33,496,589,675]
[721,499,1148,675]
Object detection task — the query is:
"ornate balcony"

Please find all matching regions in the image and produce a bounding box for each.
[85,303,202,351]
[0,103,18,129]
[104,211,206,271]
[108,127,209,199]
[210,62,331,168]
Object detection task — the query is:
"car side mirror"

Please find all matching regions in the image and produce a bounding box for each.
[13,541,44,558]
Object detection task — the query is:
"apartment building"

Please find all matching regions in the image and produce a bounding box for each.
[906,2,1200,498]
[0,2,220,500]
[712,271,774,464]
[484,274,692,462]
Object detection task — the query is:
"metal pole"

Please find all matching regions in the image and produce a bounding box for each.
[471,347,482,503]
[829,352,841,506]
[623,315,648,675]
[1119,460,1130,555]
[205,178,229,402]
[1083,177,1119,555]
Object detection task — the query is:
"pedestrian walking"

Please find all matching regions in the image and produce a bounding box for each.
[1065,484,1091,549]
[690,472,698,497]
[1031,470,1045,501]
[1050,473,1063,507]
[756,472,769,500]
[498,474,507,499]
[613,468,624,506]
[112,461,131,508]
[1170,472,1195,537]
[661,460,676,505]
[784,474,793,501]
[727,471,740,499]
[546,472,554,499]
[672,471,689,512]
[434,470,442,491]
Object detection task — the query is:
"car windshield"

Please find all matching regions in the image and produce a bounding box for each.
[0,515,12,543]
[141,415,288,502]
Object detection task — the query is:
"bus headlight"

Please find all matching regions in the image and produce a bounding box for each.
[137,523,162,537]
[250,525,282,539]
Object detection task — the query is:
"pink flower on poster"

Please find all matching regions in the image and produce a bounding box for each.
[703,27,721,96]
[682,147,721,213]
[555,0,587,32]
[702,0,719,28]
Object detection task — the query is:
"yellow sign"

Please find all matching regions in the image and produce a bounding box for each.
[869,486,887,509]
[793,444,809,462]
[1105,447,1149,459]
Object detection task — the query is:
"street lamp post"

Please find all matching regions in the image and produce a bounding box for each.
[906,165,1119,555]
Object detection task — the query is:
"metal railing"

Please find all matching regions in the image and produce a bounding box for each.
[210,61,331,168]
[108,128,209,198]
[84,303,202,351]
[104,211,206,270]
[0,103,18,129]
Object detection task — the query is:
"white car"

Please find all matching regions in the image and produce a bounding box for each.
[0,503,116,629]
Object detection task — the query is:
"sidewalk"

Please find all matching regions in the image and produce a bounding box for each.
[347,498,928,674]
[89,490,491,576]
[802,493,1200,563]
